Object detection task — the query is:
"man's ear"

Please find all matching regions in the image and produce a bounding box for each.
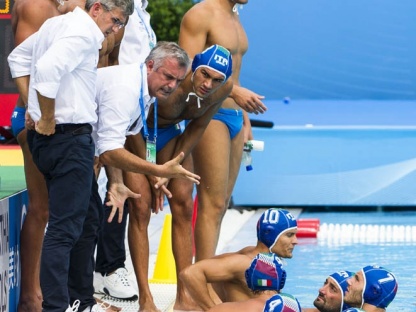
[146,60,154,73]
[91,2,102,18]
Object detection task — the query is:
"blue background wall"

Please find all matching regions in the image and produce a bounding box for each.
[239,0,416,100]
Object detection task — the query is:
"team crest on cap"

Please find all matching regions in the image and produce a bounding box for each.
[191,45,233,81]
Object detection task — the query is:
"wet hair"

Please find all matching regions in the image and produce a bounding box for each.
[145,41,191,71]
[85,0,134,17]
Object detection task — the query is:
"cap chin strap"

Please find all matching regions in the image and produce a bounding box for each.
[361,269,366,308]
[232,3,243,15]
[186,92,203,109]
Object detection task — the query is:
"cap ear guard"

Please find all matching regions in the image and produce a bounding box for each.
[191,53,202,73]
[364,282,383,301]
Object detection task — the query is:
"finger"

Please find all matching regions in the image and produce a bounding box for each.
[128,191,141,199]
[184,172,201,184]
[107,207,117,223]
[117,208,123,223]
[160,185,172,198]
[173,152,185,163]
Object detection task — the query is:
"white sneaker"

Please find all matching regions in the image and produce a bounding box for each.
[66,300,80,312]
[93,272,104,294]
[102,267,138,300]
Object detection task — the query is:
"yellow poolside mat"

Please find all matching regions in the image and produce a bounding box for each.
[0,145,24,166]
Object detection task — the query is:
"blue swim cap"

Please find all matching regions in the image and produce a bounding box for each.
[361,265,397,308]
[191,45,232,81]
[257,209,297,250]
[329,270,354,312]
[342,309,366,312]
[263,293,302,312]
[245,253,286,292]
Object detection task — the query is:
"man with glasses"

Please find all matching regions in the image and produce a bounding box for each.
[8,0,129,311]
[9,0,134,311]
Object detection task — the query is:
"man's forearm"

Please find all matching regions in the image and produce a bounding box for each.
[36,91,55,121]
[100,148,160,177]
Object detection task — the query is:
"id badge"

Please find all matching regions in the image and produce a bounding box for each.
[146,139,157,164]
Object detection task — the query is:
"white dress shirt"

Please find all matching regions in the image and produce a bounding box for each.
[118,0,157,65]
[28,7,104,124]
[95,63,154,155]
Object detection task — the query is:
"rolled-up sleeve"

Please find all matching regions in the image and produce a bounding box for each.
[7,32,38,78]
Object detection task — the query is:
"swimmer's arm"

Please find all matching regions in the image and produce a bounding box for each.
[229,85,267,115]
[173,103,221,160]
[13,76,30,106]
[179,255,246,310]
[171,82,233,160]
[179,5,211,58]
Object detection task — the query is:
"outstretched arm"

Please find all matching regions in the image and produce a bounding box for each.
[100,148,200,183]
[229,85,267,114]
[180,253,249,310]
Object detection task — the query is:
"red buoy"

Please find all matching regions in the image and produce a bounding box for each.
[297,218,320,238]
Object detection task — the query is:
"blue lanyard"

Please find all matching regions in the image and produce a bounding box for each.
[139,64,157,140]
[137,9,155,48]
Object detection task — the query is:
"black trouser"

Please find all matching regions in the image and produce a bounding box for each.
[30,124,100,311]
[95,196,129,275]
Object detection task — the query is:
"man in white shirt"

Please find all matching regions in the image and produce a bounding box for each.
[23,1,133,311]
[93,0,157,302]
[126,44,234,311]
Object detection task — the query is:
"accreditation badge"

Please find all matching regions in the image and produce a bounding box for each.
[146,139,156,164]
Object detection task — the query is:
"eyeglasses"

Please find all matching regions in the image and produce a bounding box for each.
[101,3,125,29]
[108,10,125,29]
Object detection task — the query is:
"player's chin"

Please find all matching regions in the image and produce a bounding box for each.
[285,250,294,258]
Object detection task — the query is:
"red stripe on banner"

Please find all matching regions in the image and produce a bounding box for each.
[0,14,11,19]
[0,94,19,127]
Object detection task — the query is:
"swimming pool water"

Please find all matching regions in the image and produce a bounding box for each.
[284,211,416,311]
